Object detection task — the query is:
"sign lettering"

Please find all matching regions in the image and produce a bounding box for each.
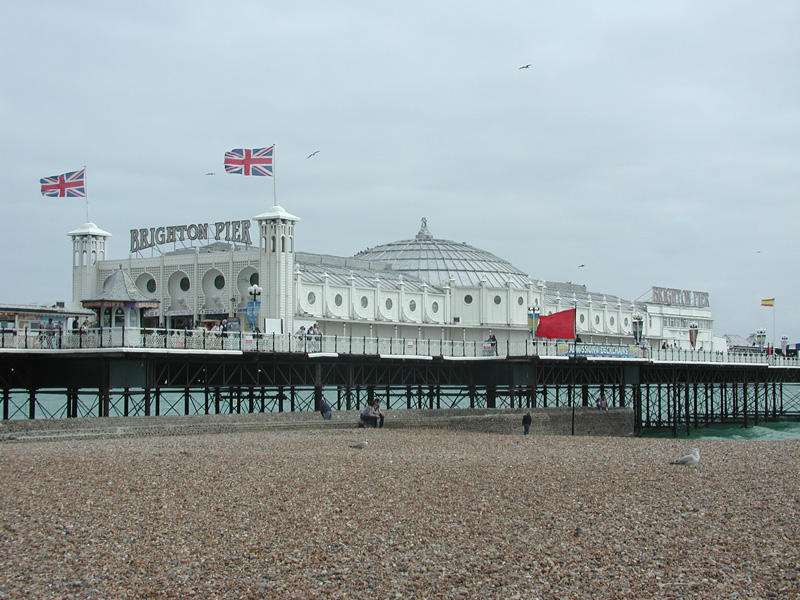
[651,286,710,308]
[130,220,252,253]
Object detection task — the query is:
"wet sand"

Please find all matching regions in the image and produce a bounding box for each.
[1,429,798,599]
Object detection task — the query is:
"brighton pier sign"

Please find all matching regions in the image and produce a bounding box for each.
[651,286,710,308]
[130,220,252,253]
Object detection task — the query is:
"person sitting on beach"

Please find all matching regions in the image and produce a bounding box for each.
[359,403,377,428]
[372,400,385,428]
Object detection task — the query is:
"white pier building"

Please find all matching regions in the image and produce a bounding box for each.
[68,201,714,350]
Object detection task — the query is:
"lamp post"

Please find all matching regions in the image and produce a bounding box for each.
[248,285,262,302]
[756,328,766,351]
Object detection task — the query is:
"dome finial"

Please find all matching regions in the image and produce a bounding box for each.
[416,217,433,240]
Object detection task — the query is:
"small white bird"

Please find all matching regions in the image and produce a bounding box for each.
[307,151,320,159]
[350,440,368,449]
[670,448,700,465]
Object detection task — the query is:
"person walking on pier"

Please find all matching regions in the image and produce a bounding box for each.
[522,411,532,435]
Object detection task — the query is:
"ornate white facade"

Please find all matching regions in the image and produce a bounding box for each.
[68,202,715,350]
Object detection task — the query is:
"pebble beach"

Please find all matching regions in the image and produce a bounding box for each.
[1,429,798,599]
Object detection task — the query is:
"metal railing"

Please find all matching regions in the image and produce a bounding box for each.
[0,327,797,366]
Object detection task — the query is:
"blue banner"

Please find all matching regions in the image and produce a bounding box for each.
[246,300,261,330]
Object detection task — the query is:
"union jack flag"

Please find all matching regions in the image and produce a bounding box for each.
[224,146,274,176]
[40,169,86,197]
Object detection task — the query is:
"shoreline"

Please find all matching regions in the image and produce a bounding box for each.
[1,429,798,599]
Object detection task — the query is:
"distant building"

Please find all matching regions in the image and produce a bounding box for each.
[67,202,714,349]
[0,303,93,332]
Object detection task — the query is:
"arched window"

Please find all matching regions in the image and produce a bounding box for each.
[114,308,125,327]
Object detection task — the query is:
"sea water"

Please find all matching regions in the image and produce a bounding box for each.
[644,420,800,441]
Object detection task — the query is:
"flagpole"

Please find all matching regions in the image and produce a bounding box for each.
[83,166,89,222]
[272,143,277,206]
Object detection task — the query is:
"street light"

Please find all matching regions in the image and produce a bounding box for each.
[756,328,767,350]
[248,285,262,302]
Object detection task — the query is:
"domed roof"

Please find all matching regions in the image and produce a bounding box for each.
[353,218,533,288]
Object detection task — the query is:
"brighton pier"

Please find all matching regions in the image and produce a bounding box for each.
[1,329,798,436]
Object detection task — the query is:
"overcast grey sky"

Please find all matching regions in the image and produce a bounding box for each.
[2,1,798,343]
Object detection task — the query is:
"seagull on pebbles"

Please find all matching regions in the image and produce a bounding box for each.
[670,448,700,465]
[350,440,368,449]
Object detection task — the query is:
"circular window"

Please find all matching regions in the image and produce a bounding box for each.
[595,315,600,325]
[250,273,259,286]
[432,301,439,313]
[361,296,368,308]
[464,295,473,305]
[335,294,343,307]
[610,316,615,326]
[308,292,316,305]
[146,279,156,293]
[385,298,393,310]
[517,297,524,306]
[214,275,225,290]
[409,300,417,312]
[579,314,585,324]
[494,295,502,305]
[624,317,629,327]
[180,277,190,292]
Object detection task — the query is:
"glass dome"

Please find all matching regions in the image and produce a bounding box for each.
[353,218,532,289]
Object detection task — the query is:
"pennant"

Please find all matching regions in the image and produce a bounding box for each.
[535,308,576,339]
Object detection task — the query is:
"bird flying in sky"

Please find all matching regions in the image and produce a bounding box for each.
[307,151,320,159]
[205,172,215,176]
[519,64,531,69]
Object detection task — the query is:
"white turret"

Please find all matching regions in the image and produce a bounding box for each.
[67,222,111,309]
[253,205,300,334]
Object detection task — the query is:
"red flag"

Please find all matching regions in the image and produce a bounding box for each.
[536,308,576,339]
